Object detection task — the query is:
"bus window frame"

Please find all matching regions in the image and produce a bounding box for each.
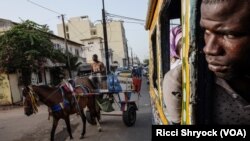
[158,0,182,121]
[159,0,181,76]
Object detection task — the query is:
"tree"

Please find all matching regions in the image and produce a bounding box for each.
[0,20,64,85]
[66,53,82,71]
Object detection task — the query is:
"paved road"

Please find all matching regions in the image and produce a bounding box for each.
[0,78,151,141]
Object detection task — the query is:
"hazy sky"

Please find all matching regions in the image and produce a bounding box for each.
[0,0,149,61]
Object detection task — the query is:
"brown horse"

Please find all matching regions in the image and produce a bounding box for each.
[22,77,101,141]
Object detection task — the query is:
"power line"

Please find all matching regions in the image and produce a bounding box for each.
[107,17,144,26]
[106,13,145,22]
[122,21,144,26]
[27,0,61,15]
[38,16,60,24]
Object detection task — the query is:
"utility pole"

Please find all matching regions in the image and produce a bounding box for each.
[102,0,110,73]
[131,47,134,67]
[126,43,130,68]
[61,14,72,78]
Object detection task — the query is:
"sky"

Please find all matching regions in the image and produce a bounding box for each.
[0,0,149,61]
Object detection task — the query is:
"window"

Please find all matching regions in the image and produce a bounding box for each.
[38,71,43,83]
[159,0,182,108]
[82,58,86,62]
[160,14,170,76]
[88,41,94,45]
[75,49,79,56]
[91,31,96,35]
[66,25,69,32]
[160,0,181,76]
[53,43,61,50]
[66,33,70,39]
[91,29,97,35]
[53,43,57,49]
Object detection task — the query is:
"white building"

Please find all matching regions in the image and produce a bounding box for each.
[57,16,129,67]
[80,36,113,65]
[50,34,85,62]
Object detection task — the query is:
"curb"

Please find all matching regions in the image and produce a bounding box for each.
[0,104,23,111]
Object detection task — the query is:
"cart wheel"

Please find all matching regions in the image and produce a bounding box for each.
[86,110,101,125]
[123,105,137,127]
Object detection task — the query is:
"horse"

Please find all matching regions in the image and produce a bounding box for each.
[22,77,101,141]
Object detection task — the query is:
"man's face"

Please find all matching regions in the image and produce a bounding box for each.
[200,1,250,79]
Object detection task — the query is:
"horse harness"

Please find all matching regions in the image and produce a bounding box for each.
[50,81,75,113]
[27,80,91,113]
[50,86,71,112]
[51,80,91,113]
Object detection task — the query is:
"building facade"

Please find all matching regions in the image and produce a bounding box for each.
[80,36,113,65]
[33,34,86,86]
[57,16,129,67]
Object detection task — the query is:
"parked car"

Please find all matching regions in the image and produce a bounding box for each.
[143,67,148,77]
[118,69,132,77]
[115,67,124,75]
[77,63,92,76]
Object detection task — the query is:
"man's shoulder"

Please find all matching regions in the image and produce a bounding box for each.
[165,65,182,79]
[164,65,182,82]
[163,65,182,96]
[92,62,101,65]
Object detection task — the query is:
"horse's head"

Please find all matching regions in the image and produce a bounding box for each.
[22,86,39,116]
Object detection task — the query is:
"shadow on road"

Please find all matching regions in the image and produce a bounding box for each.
[14,123,79,141]
[55,123,78,141]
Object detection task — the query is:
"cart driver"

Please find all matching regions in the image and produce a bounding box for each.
[91,54,106,75]
[91,54,106,89]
